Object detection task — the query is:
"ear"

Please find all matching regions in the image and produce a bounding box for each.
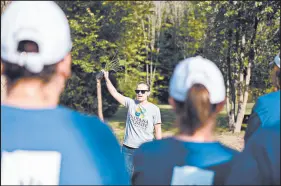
[147,91,151,97]
[56,53,72,79]
[168,97,177,112]
[215,98,226,113]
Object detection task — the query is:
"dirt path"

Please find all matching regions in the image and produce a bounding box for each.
[216,132,244,151]
[163,131,245,151]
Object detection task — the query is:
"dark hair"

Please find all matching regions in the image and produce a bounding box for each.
[2,40,57,87]
[137,82,150,91]
[275,65,280,90]
[174,84,217,135]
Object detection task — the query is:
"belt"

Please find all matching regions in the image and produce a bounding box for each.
[123,144,137,149]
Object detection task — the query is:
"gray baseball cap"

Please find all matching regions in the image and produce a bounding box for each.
[269,52,280,68]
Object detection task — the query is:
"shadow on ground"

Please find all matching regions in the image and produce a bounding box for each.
[106,104,250,149]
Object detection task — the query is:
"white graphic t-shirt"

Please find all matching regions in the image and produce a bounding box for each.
[123,97,162,148]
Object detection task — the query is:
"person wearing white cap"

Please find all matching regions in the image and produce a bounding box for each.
[1,1,129,185]
[244,52,280,143]
[132,56,238,185]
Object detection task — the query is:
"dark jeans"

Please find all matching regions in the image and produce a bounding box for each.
[122,145,137,178]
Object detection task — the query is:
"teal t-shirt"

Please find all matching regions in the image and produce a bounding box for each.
[245,91,280,142]
[133,137,238,185]
[254,90,280,127]
[1,105,129,185]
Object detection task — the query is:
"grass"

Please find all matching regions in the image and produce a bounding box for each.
[106,103,254,146]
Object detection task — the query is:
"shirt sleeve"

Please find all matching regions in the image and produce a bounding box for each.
[124,97,134,108]
[244,111,262,144]
[225,129,272,185]
[153,107,162,125]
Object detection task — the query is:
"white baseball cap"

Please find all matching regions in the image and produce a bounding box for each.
[269,52,280,68]
[169,56,226,104]
[1,1,72,73]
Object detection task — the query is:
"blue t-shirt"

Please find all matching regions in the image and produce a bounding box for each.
[1,105,129,185]
[226,123,280,185]
[254,90,280,127]
[244,91,280,143]
[132,137,238,185]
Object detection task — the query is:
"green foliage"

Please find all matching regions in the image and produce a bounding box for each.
[60,69,119,117]
[55,1,279,118]
[57,1,122,116]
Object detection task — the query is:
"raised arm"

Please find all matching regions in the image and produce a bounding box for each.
[102,70,126,106]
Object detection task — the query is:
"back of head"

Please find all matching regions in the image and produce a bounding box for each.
[270,52,280,90]
[1,1,72,85]
[169,56,226,135]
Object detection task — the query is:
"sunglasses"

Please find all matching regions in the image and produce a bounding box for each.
[135,90,149,94]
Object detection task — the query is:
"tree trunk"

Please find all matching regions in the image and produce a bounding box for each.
[146,62,149,85]
[140,18,150,85]
[1,1,10,102]
[96,79,104,122]
[226,29,235,130]
[149,12,155,89]
[150,47,153,89]
[234,16,258,133]
[235,61,252,132]
[236,31,245,122]
[149,14,154,90]
[226,74,235,130]
[151,64,157,94]
[236,70,244,120]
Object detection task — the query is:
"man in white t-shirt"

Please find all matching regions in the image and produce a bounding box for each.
[102,70,162,177]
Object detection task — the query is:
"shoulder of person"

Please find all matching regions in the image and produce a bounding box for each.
[136,138,173,156]
[148,102,161,110]
[253,93,272,113]
[209,142,240,165]
[252,124,280,144]
[58,105,99,120]
[257,91,280,105]
[126,97,137,104]
[61,108,128,185]
[244,123,280,157]
[58,105,112,132]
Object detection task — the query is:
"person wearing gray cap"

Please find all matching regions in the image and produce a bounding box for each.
[1,1,129,185]
[225,122,280,185]
[132,56,238,185]
[244,52,280,143]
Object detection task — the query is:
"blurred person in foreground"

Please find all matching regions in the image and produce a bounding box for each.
[226,122,280,185]
[1,1,129,185]
[244,52,280,143]
[132,56,238,185]
[226,52,280,185]
[101,70,162,177]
